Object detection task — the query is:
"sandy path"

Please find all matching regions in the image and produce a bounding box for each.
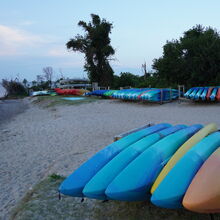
[0,98,220,219]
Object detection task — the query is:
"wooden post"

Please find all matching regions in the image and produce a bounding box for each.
[178,85,185,103]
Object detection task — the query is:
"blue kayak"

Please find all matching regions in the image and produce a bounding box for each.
[210,87,218,101]
[194,88,204,100]
[200,87,209,100]
[189,87,200,99]
[151,131,220,209]
[184,88,194,98]
[83,125,187,200]
[59,123,171,197]
[105,124,203,201]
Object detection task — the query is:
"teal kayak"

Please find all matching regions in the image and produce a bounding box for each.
[83,125,187,200]
[59,123,171,197]
[105,124,203,201]
[151,131,220,209]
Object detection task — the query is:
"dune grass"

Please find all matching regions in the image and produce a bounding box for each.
[10,174,218,220]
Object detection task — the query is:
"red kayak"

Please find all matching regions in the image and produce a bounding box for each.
[216,88,220,101]
[54,88,87,96]
[206,87,213,100]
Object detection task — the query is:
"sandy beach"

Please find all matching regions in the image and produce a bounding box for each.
[1,98,220,219]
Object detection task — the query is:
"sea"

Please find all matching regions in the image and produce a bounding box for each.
[0,84,7,98]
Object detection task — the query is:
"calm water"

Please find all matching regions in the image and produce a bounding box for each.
[0,84,7,98]
[62,97,85,101]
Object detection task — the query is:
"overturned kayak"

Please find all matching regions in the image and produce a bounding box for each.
[83,125,186,200]
[105,125,202,201]
[151,132,220,209]
[183,147,220,213]
[59,123,170,197]
[151,123,218,194]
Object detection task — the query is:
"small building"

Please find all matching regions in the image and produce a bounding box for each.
[57,78,92,89]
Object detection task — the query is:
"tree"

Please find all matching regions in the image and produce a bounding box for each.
[153,25,220,87]
[32,80,37,86]
[66,14,115,86]
[113,72,141,88]
[2,79,27,96]
[43,66,53,88]
[22,78,28,87]
[141,62,150,80]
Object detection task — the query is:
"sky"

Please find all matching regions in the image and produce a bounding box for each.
[0,0,220,81]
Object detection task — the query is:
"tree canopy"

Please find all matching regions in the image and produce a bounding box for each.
[67,14,115,86]
[153,25,220,87]
[113,72,142,88]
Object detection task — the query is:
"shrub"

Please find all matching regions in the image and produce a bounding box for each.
[2,79,28,96]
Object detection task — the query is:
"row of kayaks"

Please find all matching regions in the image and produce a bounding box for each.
[31,90,53,96]
[30,88,89,96]
[86,88,179,102]
[59,123,220,213]
[184,87,220,101]
[54,88,89,96]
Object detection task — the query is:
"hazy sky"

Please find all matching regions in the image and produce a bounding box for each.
[0,0,220,81]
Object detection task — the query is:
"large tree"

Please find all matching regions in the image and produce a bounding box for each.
[43,66,53,88]
[153,25,220,87]
[67,14,115,86]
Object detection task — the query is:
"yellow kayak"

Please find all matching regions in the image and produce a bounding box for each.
[151,123,217,194]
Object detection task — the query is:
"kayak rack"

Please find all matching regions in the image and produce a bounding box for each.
[140,88,175,105]
[114,123,154,141]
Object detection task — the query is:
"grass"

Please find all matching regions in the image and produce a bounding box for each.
[10,174,218,220]
[32,95,99,108]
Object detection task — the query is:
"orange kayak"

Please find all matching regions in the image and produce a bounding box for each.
[206,87,213,100]
[183,147,220,213]
[216,88,220,101]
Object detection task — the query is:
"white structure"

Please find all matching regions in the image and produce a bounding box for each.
[57,78,91,89]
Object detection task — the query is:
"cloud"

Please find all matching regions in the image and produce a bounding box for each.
[18,21,35,26]
[0,24,48,56]
[48,47,69,57]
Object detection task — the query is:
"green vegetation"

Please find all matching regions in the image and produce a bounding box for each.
[112,72,164,89]
[2,79,28,97]
[113,25,220,89]
[153,25,220,88]
[67,16,220,89]
[67,14,115,87]
[10,174,217,220]
[32,95,99,108]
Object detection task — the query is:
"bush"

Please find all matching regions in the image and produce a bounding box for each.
[2,79,28,96]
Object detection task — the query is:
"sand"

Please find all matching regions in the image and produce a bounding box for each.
[1,98,220,219]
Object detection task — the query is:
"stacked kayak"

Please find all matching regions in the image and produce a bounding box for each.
[139,89,179,101]
[85,89,110,97]
[87,88,180,102]
[54,88,89,96]
[183,148,220,213]
[184,87,220,101]
[31,90,50,96]
[103,90,118,97]
[59,122,220,213]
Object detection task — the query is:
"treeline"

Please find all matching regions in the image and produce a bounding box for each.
[68,14,220,89]
[114,25,220,89]
[112,72,158,89]
[153,25,220,88]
